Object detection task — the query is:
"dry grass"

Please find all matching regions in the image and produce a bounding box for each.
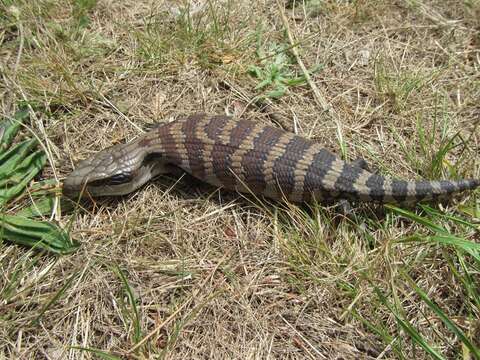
[1,0,480,359]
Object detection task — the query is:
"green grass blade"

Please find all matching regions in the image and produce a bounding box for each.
[350,309,395,345]
[112,265,143,345]
[0,251,45,302]
[402,272,480,357]
[70,347,122,360]
[386,205,448,234]
[456,254,480,311]
[429,235,480,264]
[388,205,480,263]
[419,204,479,231]
[400,233,480,265]
[30,270,78,325]
[372,285,446,360]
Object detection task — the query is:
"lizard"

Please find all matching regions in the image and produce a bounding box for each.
[63,114,479,205]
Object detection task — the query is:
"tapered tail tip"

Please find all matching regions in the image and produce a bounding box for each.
[456,179,479,192]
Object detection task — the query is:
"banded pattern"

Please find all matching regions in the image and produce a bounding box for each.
[63,114,480,204]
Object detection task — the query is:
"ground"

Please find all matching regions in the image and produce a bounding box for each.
[1,0,480,359]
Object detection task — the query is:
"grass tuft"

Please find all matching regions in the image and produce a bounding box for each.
[112,264,143,346]
[248,39,322,100]
[72,0,97,29]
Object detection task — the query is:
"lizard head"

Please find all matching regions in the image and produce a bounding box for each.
[63,142,169,199]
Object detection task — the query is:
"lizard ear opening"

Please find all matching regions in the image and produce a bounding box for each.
[143,153,164,163]
[143,153,185,178]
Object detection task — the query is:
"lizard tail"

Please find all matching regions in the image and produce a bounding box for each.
[366,176,479,203]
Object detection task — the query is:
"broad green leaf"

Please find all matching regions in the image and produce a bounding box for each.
[0,107,30,152]
[0,139,38,175]
[0,106,79,255]
[17,197,56,218]
[0,151,47,207]
[2,149,46,184]
[0,214,79,254]
[15,180,68,218]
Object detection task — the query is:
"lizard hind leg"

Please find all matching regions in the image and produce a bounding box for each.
[351,158,370,171]
[337,198,354,218]
[351,157,379,174]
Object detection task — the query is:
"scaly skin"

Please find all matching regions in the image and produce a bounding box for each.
[63,114,479,204]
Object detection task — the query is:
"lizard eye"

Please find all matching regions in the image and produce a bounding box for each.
[89,173,132,187]
[108,173,132,185]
